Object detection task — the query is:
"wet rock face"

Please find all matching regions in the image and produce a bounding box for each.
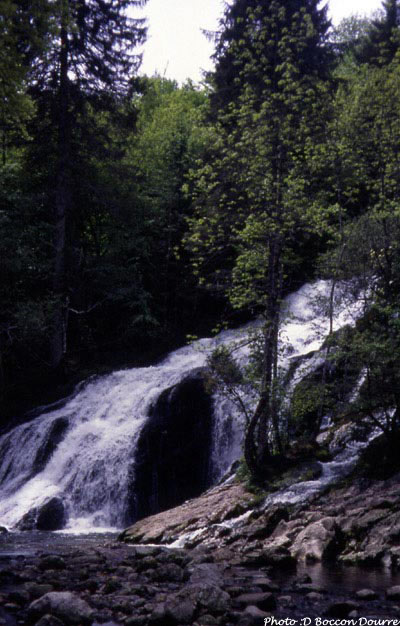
[33,417,69,472]
[126,371,214,524]
[16,508,37,531]
[16,497,67,531]
[37,497,67,531]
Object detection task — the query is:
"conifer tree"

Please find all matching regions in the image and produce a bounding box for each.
[356,0,400,66]
[28,0,147,368]
[0,0,51,162]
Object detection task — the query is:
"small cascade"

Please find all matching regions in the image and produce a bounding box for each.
[0,280,363,533]
[262,435,373,508]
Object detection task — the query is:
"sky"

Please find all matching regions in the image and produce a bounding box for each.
[138,0,383,84]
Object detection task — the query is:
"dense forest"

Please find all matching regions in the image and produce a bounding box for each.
[1,0,400,481]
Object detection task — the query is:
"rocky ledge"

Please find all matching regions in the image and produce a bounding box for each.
[121,471,400,571]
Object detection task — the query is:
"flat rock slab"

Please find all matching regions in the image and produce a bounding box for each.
[120,482,253,544]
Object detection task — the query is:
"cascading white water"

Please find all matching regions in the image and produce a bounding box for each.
[0,280,363,532]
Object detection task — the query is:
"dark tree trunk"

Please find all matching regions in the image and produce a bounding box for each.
[244,238,283,480]
[51,15,70,369]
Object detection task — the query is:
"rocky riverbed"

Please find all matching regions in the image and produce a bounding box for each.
[2,469,400,626]
[1,532,400,626]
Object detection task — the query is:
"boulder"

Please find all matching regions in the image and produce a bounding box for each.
[260,537,296,568]
[387,586,400,600]
[291,517,341,562]
[195,584,230,614]
[235,592,276,611]
[39,556,66,571]
[241,605,269,625]
[188,563,224,586]
[326,601,358,617]
[307,592,324,602]
[355,589,378,600]
[165,595,197,624]
[195,615,218,625]
[152,563,184,583]
[37,497,67,531]
[28,592,93,624]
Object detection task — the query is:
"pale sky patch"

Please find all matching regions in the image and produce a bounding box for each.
[138,0,383,85]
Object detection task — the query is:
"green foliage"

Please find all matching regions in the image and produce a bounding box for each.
[317,53,400,442]
[125,77,210,339]
[235,457,266,496]
[205,340,260,427]
[291,380,327,434]
[329,14,373,79]
[206,345,244,390]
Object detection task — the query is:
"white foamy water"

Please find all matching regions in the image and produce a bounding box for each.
[262,439,370,508]
[0,280,363,532]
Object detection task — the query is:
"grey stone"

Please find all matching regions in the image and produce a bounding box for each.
[132,545,161,558]
[252,576,279,592]
[327,601,358,617]
[193,584,230,614]
[291,517,339,562]
[29,591,94,624]
[235,592,276,611]
[307,591,324,602]
[196,615,219,625]
[24,583,54,599]
[125,617,149,626]
[35,615,64,626]
[387,586,400,600]
[39,556,66,571]
[355,589,378,600]
[188,563,223,586]
[166,597,197,623]
[278,595,294,607]
[148,603,172,625]
[152,563,184,583]
[244,604,267,618]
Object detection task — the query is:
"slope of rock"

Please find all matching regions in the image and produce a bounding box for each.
[120,471,400,571]
[119,482,254,545]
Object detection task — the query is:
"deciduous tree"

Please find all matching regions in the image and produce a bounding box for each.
[187,0,332,480]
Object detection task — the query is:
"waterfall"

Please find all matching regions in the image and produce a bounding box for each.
[0,280,362,533]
